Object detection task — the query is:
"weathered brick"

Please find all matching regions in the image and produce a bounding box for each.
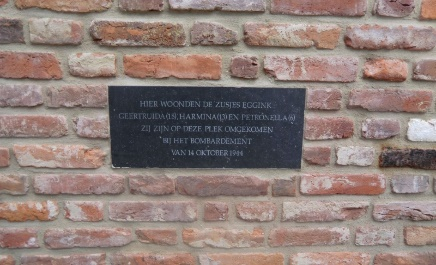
[300,174,386,195]
[355,227,395,246]
[362,118,401,139]
[34,174,125,195]
[0,0,7,6]
[204,202,228,221]
[192,22,237,45]
[269,227,349,247]
[14,144,105,169]
[119,0,163,11]
[421,0,436,19]
[0,115,67,137]
[264,56,358,82]
[373,202,436,221]
[44,228,132,249]
[0,228,38,248]
[271,0,366,16]
[112,253,195,265]
[69,53,116,77]
[124,54,222,80]
[374,252,436,265]
[64,201,104,222]
[345,25,436,50]
[129,175,175,195]
[392,175,429,193]
[0,148,9,167]
[21,254,106,265]
[0,18,24,43]
[0,200,58,221]
[0,84,43,107]
[306,88,341,110]
[109,201,197,222]
[136,229,177,245]
[414,59,436,81]
[374,0,415,17]
[15,0,113,12]
[272,178,297,196]
[230,55,259,79]
[169,0,265,11]
[183,228,263,248]
[407,119,436,142]
[336,146,375,166]
[236,202,276,222]
[46,84,107,108]
[0,174,28,195]
[244,23,340,49]
[0,255,14,265]
[0,52,62,79]
[290,252,371,265]
[348,89,433,113]
[199,253,284,265]
[379,148,436,169]
[73,116,109,139]
[303,146,331,166]
[364,58,408,82]
[405,226,436,245]
[304,117,354,140]
[176,176,268,196]
[90,20,185,46]
[29,18,83,45]
[282,201,369,222]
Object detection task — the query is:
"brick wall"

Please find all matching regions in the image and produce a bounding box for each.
[1,0,436,264]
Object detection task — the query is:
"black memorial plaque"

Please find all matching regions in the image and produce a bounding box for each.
[109,86,305,168]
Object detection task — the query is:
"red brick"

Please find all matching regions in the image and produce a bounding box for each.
[69,53,116,77]
[421,0,436,19]
[355,227,396,246]
[129,175,175,195]
[44,228,132,249]
[300,174,386,195]
[271,0,366,16]
[391,175,429,193]
[345,25,436,50]
[373,202,436,221]
[282,201,369,222]
[124,54,222,80]
[236,202,276,222]
[303,146,331,165]
[374,252,436,265]
[109,201,197,222]
[304,117,354,140]
[404,226,436,245]
[168,0,265,12]
[348,89,433,112]
[29,18,83,45]
[0,174,28,194]
[204,201,229,221]
[414,59,436,81]
[230,55,259,79]
[290,252,371,265]
[0,115,68,137]
[119,0,163,11]
[0,147,9,167]
[272,177,297,196]
[269,227,349,247]
[0,228,38,248]
[264,56,358,82]
[183,227,264,248]
[73,116,109,138]
[362,118,401,139]
[136,229,177,245]
[306,88,341,110]
[364,58,408,82]
[176,175,268,196]
[0,18,24,43]
[244,23,340,49]
[0,52,62,79]
[374,0,415,17]
[21,254,106,265]
[34,174,124,195]
[199,253,284,265]
[64,201,104,222]
[112,253,196,265]
[13,144,106,169]
[192,22,237,46]
[0,255,14,265]
[46,84,108,108]
[15,0,113,12]
[0,84,43,107]
[0,200,58,221]
[0,0,7,6]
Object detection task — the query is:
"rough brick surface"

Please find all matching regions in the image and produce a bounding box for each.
[362,118,401,139]
[414,59,436,81]
[183,228,264,248]
[124,54,222,80]
[404,226,436,246]
[0,148,9,167]
[204,202,228,221]
[29,18,83,45]
[73,116,109,138]
[136,229,177,245]
[109,201,197,222]
[303,147,331,166]
[300,174,386,195]
[0,174,28,195]
[0,115,68,138]
[199,253,284,265]
[355,227,395,246]
[271,0,367,16]
[345,25,436,50]
[129,175,175,195]
[0,52,62,79]
[192,22,237,45]
[0,0,7,6]
[13,144,106,169]
[289,252,371,265]
[0,200,58,222]
[407,119,436,142]
[0,85,43,107]
[282,201,369,222]
[306,88,341,110]
[374,0,415,17]
[119,0,163,11]
[21,254,106,265]
[46,85,108,108]
[0,18,24,43]
[0,228,38,248]
[348,89,433,113]
[168,0,265,11]
[391,175,429,193]
[0,255,14,265]
[15,0,113,12]
[272,178,297,196]
[236,202,276,222]
[230,55,259,79]
[364,58,408,82]
[336,146,375,166]
[69,53,116,77]
[373,202,436,221]
[264,56,358,82]
[269,227,349,247]
[64,201,104,222]
[90,20,186,46]
[379,148,436,169]
[176,176,268,196]
[374,252,436,265]
[112,253,195,265]
[304,117,354,140]
[421,0,436,19]
[44,228,132,249]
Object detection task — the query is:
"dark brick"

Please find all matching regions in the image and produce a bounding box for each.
[230,55,259,79]
[0,18,24,43]
[119,0,163,11]
[191,22,237,45]
[379,148,436,170]
[272,178,297,196]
